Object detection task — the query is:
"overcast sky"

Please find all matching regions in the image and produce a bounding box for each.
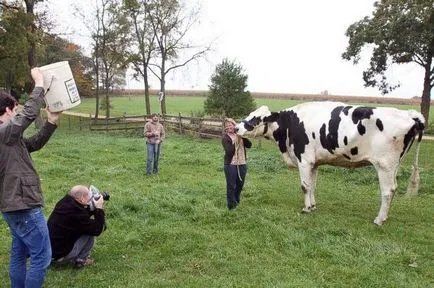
[45,0,424,99]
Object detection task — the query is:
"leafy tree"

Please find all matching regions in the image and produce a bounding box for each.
[40,35,94,97]
[204,58,255,118]
[0,8,30,92]
[342,0,434,125]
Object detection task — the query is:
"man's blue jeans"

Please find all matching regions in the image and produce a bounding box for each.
[146,142,161,175]
[2,207,52,288]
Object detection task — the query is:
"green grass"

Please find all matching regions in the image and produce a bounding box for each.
[1,124,433,287]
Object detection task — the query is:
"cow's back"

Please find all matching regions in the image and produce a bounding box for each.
[285,102,424,167]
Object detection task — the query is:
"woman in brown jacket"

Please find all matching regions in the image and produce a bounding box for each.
[222,118,252,210]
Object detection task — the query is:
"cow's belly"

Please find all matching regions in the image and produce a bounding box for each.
[316,157,372,168]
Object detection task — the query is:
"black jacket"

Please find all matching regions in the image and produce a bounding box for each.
[222,134,252,165]
[0,87,57,212]
[48,194,106,259]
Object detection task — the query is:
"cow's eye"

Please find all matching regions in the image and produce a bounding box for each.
[243,120,254,131]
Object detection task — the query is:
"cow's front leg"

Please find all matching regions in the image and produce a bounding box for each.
[374,164,398,225]
[299,164,318,213]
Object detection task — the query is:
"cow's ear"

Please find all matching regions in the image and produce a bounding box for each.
[263,112,279,123]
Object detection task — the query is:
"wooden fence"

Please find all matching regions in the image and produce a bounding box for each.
[70,114,227,139]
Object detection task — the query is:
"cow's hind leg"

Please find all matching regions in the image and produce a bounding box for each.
[374,164,399,225]
[299,164,318,213]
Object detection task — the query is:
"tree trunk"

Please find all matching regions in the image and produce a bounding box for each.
[143,70,151,115]
[420,58,432,127]
[160,54,166,115]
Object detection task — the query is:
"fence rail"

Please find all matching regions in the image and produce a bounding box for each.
[68,113,226,138]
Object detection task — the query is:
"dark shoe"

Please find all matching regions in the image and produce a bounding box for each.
[74,258,95,269]
[228,203,238,210]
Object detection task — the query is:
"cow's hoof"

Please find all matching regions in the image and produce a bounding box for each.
[373,217,385,226]
[311,205,317,211]
[302,207,311,213]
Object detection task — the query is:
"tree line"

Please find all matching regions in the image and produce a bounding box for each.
[0,0,211,118]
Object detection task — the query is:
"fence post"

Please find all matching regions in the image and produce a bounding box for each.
[68,115,71,130]
[198,117,203,137]
[178,113,182,134]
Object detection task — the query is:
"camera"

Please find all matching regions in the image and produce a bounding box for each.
[88,185,110,211]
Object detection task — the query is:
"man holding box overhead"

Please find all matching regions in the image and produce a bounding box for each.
[0,68,61,288]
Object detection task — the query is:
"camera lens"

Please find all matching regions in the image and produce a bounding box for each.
[102,192,110,201]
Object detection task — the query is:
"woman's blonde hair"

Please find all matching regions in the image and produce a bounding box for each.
[224,118,236,126]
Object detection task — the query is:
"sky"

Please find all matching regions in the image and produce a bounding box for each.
[44,0,424,99]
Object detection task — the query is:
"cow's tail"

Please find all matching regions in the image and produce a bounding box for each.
[406,111,425,195]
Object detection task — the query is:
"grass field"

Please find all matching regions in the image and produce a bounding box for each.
[0,121,433,287]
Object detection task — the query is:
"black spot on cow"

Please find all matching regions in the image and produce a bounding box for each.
[400,118,424,158]
[312,132,315,139]
[350,147,358,155]
[343,154,351,160]
[343,136,348,145]
[351,107,375,136]
[376,119,384,131]
[357,122,366,135]
[270,110,309,162]
[243,116,262,131]
[342,106,352,116]
[320,106,351,154]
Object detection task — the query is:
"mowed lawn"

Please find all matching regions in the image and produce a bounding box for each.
[0,121,433,287]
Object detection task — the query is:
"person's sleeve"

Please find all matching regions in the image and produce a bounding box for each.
[160,124,165,141]
[243,138,252,149]
[0,87,45,145]
[12,87,45,130]
[222,135,235,158]
[24,121,57,153]
[77,209,106,236]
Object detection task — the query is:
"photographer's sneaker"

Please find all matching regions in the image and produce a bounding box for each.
[74,257,95,269]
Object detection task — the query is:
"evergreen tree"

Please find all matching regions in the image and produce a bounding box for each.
[205,58,255,118]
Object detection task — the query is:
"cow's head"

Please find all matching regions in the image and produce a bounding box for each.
[236,105,279,138]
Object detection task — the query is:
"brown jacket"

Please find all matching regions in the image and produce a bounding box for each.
[144,121,165,144]
[0,87,57,212]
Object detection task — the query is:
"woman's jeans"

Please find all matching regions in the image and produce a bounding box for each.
[2,207,52,288]
[146,142,161,175]
[224,164,247,209]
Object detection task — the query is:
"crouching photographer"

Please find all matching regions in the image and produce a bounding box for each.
[48,185,109,268]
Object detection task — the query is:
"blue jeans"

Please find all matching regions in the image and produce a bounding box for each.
[2,207,52,288]
[146,142,161,175]
[224,164,247,209]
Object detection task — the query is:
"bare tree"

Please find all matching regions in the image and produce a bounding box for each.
[147,0,211,114]
[93,0,131,118]
[123,0,156,115]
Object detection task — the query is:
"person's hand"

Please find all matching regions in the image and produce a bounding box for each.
[46,109,62,125]
[94,197,104,210]
[31,68,44,88]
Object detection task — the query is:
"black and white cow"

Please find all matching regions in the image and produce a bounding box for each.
[236,102,425,225]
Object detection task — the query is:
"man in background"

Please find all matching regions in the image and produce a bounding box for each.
[0,68,61,288]
[144,113,165,175]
